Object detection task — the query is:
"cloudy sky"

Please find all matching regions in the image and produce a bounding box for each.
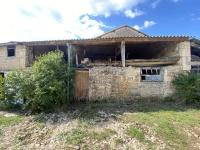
[0,0,199,43]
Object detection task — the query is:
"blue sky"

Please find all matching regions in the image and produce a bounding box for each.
[0,0,199,43]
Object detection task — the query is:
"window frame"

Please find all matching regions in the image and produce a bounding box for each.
[7,46,16,57]
[140,67,163,82]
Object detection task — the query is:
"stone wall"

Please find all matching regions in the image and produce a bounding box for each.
[179,41,191,70]
[151,42,180,58]
[33,46,55,60]
[89,65,182,101]
[26,46,34,67]
[0,45,27,71]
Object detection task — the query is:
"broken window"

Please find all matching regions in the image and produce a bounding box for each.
[141,68,162,81]
[7,46,15,57]
[191,65,200,74]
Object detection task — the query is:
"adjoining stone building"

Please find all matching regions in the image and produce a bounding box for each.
[0,25,192,101]
[190,38,200,74]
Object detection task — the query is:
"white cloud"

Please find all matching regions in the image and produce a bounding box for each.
[133,25,140,30]
[151,0,161,9]
[133,21,156,30]
[88,0,146,17]
[81,15,90,23]
[124,9,144,18]
[0,0,147,42]
[191,18,200,21]
[171,0,181,2]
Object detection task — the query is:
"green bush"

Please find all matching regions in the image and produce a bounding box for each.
[4,51,75,112]
[0,76,4,100]
[172,71,200,103]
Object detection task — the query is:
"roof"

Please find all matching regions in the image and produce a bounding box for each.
[23,36,190,46]
[95,25,148,38]
[190,38,200,45]
[0,24,191,46]
[0,41,22,46]
[190,38,200,50]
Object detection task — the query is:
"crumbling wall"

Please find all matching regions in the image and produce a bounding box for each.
[0,45,27,71]
[89,65,182,102]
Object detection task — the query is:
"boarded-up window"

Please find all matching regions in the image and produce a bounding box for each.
[141,68,162,81]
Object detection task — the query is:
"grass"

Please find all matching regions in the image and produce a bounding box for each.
[114,138,124,146]
[0,100,200,149]
[0,127,2,136]
[125,126,152,148]
[62,100,200,149]
[36,123,45,129]
[65,128,87,146]
[121,101,200,149]
[0,114,21,126]
[60,127,117,147]
[125,127,145,142]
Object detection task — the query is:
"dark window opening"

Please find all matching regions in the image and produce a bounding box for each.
[7,46,15,57]
[141,68,162,81]
[141,76,146,80]
[191,65,200,74]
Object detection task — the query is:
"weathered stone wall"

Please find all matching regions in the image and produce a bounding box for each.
[0,45,27,71]
[179,41,191,70]
[26,46,34,67]
[89,65,182,101]
[151,42,180,58]
[33,46,55,60]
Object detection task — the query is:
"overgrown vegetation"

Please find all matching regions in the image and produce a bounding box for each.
[0,76,4,101]
[1,51,75,112]
[171,71,200,103]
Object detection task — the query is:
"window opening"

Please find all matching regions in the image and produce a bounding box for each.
[7,46,15,57]
[141,68,162,81]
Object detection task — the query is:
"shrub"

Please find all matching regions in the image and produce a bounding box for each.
[172,71,200,103]
[4,51,75,112]
[0,76,4,101]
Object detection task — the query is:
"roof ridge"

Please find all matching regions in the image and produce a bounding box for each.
[95,24,148,38]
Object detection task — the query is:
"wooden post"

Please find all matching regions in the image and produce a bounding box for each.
[67,42,71,68]
[76,53,78,66]
[66,42,71,102]
[121,40,125,67]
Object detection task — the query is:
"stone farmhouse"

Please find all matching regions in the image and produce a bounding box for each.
[0,25,196,102]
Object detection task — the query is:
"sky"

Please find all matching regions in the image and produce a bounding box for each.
[0,0,199,43]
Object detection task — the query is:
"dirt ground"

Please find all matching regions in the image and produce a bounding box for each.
[0,101,200,150]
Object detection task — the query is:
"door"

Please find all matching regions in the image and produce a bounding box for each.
[74,70,89,101]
